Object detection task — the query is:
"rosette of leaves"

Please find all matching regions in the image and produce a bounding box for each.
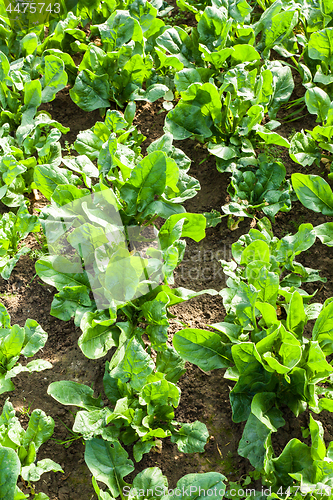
[68,104,200,222]
[289,86,333,171]
[164,61,292,221]
[172,219,328,378]
[155,0,299,102]
[70,2,171,110]
[0,201,40,279]
[302,27,333,88]
[256,0,333,41]
[216,218,326,317]
[174,291,333,486]
[0,48,83,208]
[0,399,63,500]
[172,221,333,489]
[36,181,213,359]
[240,412,333,494]
[0,82,76,207]
[164,53,293,145]
[48,336,209,462]
[34,112,206,347]
[0,13,84,87]
[0,302,52,394]
[88,458,226,500]
[0,47,68,130]
[71,103,145,180]
[221,154,293,221]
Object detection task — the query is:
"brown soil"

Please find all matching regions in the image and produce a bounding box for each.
[1,72,333,500]
[164,0,198,28]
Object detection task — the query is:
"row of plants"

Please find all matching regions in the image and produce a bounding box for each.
[0,97,221,497]
[1,0,333,224]
[1,0,333,498]
[173,219,333,495]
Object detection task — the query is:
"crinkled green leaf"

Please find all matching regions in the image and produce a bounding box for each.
[171,421,209,453]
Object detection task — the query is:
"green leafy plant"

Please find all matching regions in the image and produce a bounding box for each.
[163,53,293,218]
[36,190,213,358]
[0,48,68,130]
[0,103,73,208]
[48,337,209,462]
[34,119,209,360]
[88,458,227,500]
[0,399,63,500]
[0,201,40,279]
[2,0,333,496]
[172,219,333,491]
[70,3,171,110]
[288,86,333,170]
[0,301,52,394]
[221,153,293,221]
